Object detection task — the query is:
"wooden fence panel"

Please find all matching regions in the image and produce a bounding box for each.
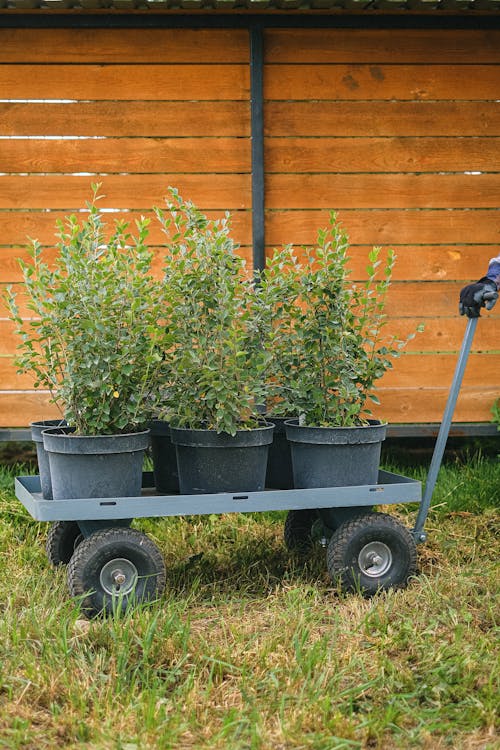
[0,28,251,429]
[1,27,499,428]
[264,28,500,426]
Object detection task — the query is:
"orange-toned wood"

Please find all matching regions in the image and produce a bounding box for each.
[0,359,38,390]
[264,64,498,101]
[0,392,60,427]
[265,174,500,210]
[0,64,250,101]
[265,210,500,246]
[0,318,496,362]
[265,102,500,137]
[384,318,500,354]
[0,29,249,64]
[373,387,498,424]
[378,353,500,388]
[264,65,500,102]
[0,386,496,428]
[0,138,251,175]
[2,244,494,285]
[0,175,251,210]
[0,101,251,138]
[265,29,500,64]
[1,352,496,391]
[0,211,252,248]
[272,246,500,283]
[266,137,500,174]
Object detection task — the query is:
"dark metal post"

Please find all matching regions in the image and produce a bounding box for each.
[413,316,478,541]
[250,26,265,273]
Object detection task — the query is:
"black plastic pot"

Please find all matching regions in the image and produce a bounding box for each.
[170,423,275,494]
[265,416,294,490]
[285,419,387,489]
[42,427,150,500]
[148,420,179,494]
[30,419,68,500]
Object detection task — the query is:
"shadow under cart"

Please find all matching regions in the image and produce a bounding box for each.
[15,468,423,617]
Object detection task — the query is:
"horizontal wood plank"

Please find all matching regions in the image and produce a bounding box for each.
[1,352,496,391]
[265,29,500,64]
[0,65,249,101]
[0,386,495,428]
[264,65,500,102]
[373,387,498,424]
[3,282,497,324]
[265,210,500,246]
[0,210,252,249]
[0,175,251,210]
[0,101,250,137]
[265,101,500,137]
[265,174,500,209]
[266,137,500,174]
[0,392,60,427]
[2,317,488,357]
[0,29,249,64]
[271,245,500,283]
[0,137,251,175]
[2,244,495,285]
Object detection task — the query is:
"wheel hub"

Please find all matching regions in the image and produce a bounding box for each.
[100,558,138,596]
[358,541,392,578]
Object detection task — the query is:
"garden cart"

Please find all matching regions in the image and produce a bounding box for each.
[14,318,479,617]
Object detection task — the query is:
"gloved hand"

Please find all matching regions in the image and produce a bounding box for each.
[459,276,498,318]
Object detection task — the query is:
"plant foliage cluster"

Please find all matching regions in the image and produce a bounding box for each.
[7,188,166,435]
[7,187,420,436]
[259,217,421,427]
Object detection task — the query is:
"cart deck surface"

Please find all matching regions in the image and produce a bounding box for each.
[15,470,421,522]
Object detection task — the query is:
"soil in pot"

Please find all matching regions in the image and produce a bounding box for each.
[170,423,274,495]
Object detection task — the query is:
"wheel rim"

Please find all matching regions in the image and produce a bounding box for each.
[99,557,138,596]
[358,541,392,578]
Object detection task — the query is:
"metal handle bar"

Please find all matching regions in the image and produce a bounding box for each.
[413,316,478,541]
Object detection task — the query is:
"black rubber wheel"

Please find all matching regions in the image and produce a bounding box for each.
[67,527,166,617]
[284,509,319,552]
[326,511,417,596]
[46,521,83,566]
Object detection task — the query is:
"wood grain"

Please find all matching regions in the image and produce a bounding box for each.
[0,138,251,174]
[265,174,500,209]
[0,101,251,137]
[0,29,249,63]
[265,102,500,137]
[0,65,249,101]
[264,65,500,102]
[0,211,252,248]
[0,386,495,427]
[0,175,251,210]
[265,210,500,246]
[265,29,500,64]
[266,137,500,174]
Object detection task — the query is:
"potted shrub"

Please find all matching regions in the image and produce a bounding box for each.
[6,185,167,502]
[259,213,420,488]
[154,190,274,494]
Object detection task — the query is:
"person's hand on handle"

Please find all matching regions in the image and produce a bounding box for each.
[459,254,500,318]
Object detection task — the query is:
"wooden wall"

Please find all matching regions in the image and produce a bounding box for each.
[0,27,499,427]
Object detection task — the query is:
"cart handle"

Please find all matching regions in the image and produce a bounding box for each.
[413,316,478,541]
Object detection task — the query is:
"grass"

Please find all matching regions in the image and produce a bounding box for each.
[0,452,499,750]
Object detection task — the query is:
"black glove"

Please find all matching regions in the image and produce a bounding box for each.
[459,277,498,318]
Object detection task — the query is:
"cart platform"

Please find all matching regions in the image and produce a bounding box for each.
[15,469,421,523]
